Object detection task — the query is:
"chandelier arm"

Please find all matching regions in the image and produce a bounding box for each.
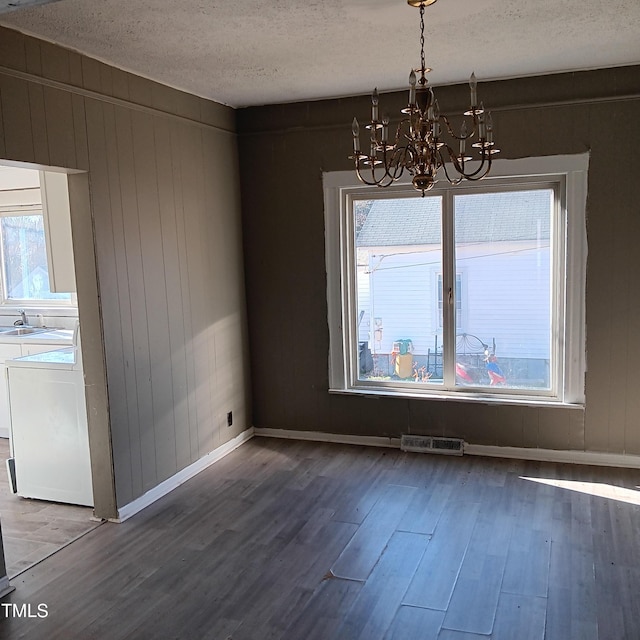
[440,114,477,141]
[440,144,493,182]
[399,146,416,172]
[463,153,494,181]
[375,147,400,185]
[439,151,466,185]
[353,165,378,187]
[445,147,465,176]
[403,116,417,143]
[354,149,406,187]
[462,146,494,180]
[358,163,394,187]
[354,165,392,188]
[354,156,386,187]
[409,147,426,176]
[399,114,427,145]
[384,147,408,183]
[393,121,403,142]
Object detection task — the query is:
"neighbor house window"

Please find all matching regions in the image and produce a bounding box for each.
[323,154,588,404]
[0,206,72,306]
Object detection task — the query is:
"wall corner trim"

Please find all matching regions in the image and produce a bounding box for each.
[254,428,640,469]
[113,428,255,523]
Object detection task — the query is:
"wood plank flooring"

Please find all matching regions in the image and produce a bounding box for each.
[1,436,640,639]
[0,438,101,577]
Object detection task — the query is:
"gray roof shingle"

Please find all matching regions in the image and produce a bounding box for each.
[356,190,551,247]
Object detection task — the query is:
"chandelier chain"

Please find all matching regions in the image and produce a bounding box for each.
[419,4,426,78]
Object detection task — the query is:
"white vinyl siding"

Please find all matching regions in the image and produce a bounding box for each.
[459,243,551,359]
[366,249,439,355]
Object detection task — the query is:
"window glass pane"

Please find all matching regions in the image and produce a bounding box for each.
[354,196,442,383]
[454,189,552,389]
[1,215,71,301]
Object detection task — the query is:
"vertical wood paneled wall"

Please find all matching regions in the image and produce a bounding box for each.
[237,66,640,456]
[0,26,251,515]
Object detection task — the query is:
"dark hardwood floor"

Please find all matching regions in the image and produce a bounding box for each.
[0,438,100,578]
[1,436,639,639]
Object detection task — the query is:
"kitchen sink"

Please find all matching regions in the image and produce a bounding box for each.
[2,327,48,336]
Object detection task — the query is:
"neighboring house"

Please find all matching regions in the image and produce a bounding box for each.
[7,264,68,301]
[356,191,551,382]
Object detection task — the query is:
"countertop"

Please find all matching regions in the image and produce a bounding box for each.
[6,346,78,370]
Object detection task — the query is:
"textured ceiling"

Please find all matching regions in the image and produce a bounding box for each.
[1,0,639,108]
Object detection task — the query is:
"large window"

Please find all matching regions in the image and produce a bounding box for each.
[324,155,588,405]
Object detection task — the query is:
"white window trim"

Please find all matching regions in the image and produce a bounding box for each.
[323,153,588,407]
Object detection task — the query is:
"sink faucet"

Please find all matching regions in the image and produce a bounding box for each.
[17,309,27,326]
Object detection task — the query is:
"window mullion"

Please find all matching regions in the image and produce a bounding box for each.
[344,192,359,387]
[442,189,456,388]
[550,182,564,399]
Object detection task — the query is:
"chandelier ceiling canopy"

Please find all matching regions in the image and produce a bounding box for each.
[350,0,499,196]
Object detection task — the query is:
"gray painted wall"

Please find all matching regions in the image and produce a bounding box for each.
[0,26,252,517]
[237,66,640,455]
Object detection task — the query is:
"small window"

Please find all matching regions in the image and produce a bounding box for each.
[324,154,588,405]
[0,213,71,303]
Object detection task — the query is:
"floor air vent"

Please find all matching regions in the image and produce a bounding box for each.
[400,435,464,456]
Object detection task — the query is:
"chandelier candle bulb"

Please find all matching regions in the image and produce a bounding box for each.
[409,70,417,104]
[460,121,467,155]
[486,112,493,144]
[372,88,379,121]
[382,115,389,144]
[352,117,360,152]
[478,103,486,138]
[470,72,477,107]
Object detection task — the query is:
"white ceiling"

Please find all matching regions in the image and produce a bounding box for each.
[1,0,639,108]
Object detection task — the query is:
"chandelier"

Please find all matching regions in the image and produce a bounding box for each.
[350,0,498,195]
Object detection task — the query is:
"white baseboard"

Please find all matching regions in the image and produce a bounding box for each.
[0,576,14,599]
[114,428,255,523]
[254,427,401,449]
[254,427,640,469]
[465,444,640,469]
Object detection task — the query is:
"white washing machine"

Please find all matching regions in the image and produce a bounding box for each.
[6,346,93,507]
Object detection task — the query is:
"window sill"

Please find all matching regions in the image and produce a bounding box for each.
[328,387,585,409]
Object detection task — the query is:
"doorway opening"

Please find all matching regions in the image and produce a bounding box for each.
[0,160,113,577]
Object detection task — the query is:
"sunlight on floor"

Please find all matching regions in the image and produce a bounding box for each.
[521,476,640,505]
